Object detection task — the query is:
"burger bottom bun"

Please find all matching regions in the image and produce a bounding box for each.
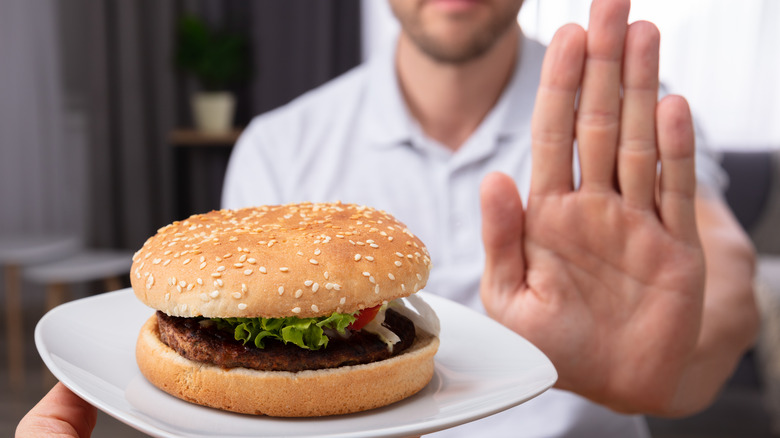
[135,315,439,417]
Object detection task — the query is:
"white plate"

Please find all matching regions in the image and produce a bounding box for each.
[36,289,557,438]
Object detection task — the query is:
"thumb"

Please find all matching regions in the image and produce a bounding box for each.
[480,172,526,296]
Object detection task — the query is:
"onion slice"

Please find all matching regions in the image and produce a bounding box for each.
[392,294,441,336]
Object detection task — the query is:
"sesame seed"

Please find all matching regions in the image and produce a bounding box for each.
[200,256,206,263]
[242,269,252,276]
[216,256,222,262]
[234,263,243,268]
[292,307,301,314]
[312,283,320,292]
[323,271,329,279]
[395,252,404,257]
[309,259,318,265]
[314,249,321,256]
[304,280,313,287]
[211,273,221,278]
[200,293,209,302]
[229,236,238,242]
[375,285,380,294]
[247,258,256,264]
[388,273,395,280]
[181,304,188,312]
[183,258,191,265]
[239,254,247,263]
[354,254,362,261]
[217,266,226,272]
[333,283,341,291]
[417,273,423,280]
[401,283,406,291]
[241,283,248,292]
[196,278,203,285]
[395,261,403,267]
[216,279,224,287]
[279,267,289,272]
[311,304,319,312]
[199,262,207,270]
[259,266,267,274]
[369,276,375,284]
[232,292,242,299]
[297,251,304,256]
[388,236,394,241]
[153,258,162,265]
[295,289,303,298]
[339,297,346,305]
[179,281,186,288]
[278,286,285,295]
[325,283,333,290]
[210,290,220,298]
[365,256,374,261]
[164,292,170,301]
[146,274,154,289]
[238,303,248,310]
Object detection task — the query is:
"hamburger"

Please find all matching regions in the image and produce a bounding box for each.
[130,202,440,417]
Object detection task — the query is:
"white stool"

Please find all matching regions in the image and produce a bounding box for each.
[24,249,134,389]
[0,235,81,393]
[24,249,134,310]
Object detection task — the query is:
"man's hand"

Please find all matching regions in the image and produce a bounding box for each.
[16,382,97,438]
[480,0,711,415]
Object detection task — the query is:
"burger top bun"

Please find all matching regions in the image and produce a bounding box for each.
[130,202,432,318]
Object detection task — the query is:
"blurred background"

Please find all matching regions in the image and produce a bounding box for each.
[2,0,780,436]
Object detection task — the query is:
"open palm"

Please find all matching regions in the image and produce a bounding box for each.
[480,0,705,414]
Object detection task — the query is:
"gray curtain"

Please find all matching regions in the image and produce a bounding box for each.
[69,0,361,250]
[0,0,78,237]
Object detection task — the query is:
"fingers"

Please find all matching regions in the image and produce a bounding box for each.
[656,95,698,242]
[618,21,660,210]
[576,0,630,191]
[530,23,585,195]
[16,382,98,438]
[480,172,526,292]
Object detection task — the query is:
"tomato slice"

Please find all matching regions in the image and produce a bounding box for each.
[348,305,382,331]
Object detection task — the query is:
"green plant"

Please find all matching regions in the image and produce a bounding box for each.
[175,15,250,91]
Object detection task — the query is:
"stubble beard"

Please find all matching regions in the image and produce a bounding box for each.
[398,6,521,65]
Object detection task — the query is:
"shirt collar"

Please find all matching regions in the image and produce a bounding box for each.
[362,31,544,150]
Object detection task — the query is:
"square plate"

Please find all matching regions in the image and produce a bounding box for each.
[35,289,556,437]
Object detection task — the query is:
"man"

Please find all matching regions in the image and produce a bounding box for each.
[17,0,757,436]
[220,0,757,435]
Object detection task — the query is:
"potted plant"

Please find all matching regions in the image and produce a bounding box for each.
[175,15,250,133]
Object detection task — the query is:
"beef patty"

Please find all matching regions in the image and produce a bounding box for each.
[156,309,416,372]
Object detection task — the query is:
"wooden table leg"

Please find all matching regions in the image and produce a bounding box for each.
[45,283,68,311]
[5,264,24,393]
[104,276,123,292]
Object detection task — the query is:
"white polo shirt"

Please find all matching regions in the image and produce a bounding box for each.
[223,33,723,438]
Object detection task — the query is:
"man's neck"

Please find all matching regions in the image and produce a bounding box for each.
[395,26,520,151]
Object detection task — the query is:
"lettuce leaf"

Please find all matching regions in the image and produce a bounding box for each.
[212,312,356,350]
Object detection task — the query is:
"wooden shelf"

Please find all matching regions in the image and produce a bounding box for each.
[169,128,243,146]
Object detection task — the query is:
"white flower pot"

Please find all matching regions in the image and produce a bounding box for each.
[191,91,236,133]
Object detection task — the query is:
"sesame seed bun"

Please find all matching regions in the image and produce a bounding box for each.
[130,203,432,318]
[136,314,439,417]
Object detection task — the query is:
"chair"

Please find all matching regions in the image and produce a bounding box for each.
[0,235,81,393]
